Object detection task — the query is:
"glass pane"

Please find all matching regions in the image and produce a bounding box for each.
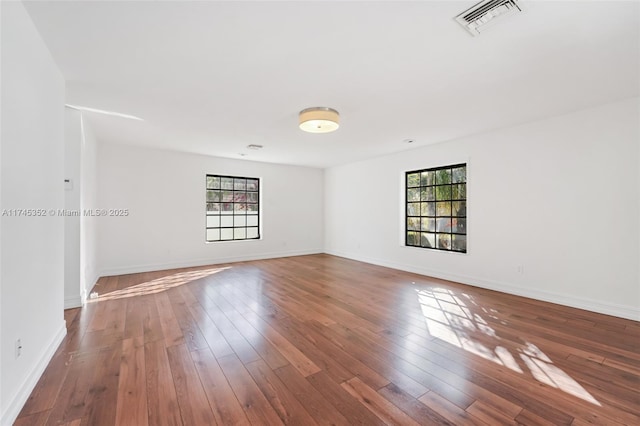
[436,201,451,216]
[206,203,220,212]
[220,228,233,240]
[436,234,451,250]
[421,202,435,216]
[206,228,220,241]
[234,192,247,202]
[234,203,247,212]
[206,216,220,227]
[246,192,258,203]
[222,191,234,202]
[206,176,220,189]
[421,233,435,248]
[234,228,246,239]
[407,203,420,216]
[407,188,420,202]
[247,216,258,226]
[234,216,246,227]
[435,169,451,185]
[421,187,435,201]
[452,201,467,216]
[436,218,452,232]
[407,173,420,187]
[407,217,420,231]
[421,171,435,186]
[247,204,258,214]
[452,184,466,200]
[246,179,259,191]
[234,178,246,191]
[247,227,259,239]
[220,216,234,227]
[406,231,419,246]
[435,185,451,200]
[421,218,435,232]
[452,166,466,183]
[452,235,467,252]
[221,177,234,190]
[453,218,466,234]
[221,203,234,214]
[206,190,220,202]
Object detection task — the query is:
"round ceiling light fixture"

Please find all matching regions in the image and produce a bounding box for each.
[299,107,339,133]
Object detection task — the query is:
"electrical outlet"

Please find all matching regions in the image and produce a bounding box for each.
[15,339,22,358]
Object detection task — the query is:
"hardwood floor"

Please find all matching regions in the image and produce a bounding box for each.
[15,254,640,425]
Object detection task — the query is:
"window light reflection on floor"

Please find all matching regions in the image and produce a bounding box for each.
[415,287,601,406]
[520,342,600,405]
[88,267,230,302]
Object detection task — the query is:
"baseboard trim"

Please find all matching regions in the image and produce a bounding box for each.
[98,249,324,278]
[81,271,99,305]
[0,320,67,426]
[325,250,640,322]
[64,295,82,309]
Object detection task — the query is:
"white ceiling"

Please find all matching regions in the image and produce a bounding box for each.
[23,0,640,168]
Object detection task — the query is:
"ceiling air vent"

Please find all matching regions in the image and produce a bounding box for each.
[455,0,522,36]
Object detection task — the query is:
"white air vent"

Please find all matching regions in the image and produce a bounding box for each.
[455,0,522,36]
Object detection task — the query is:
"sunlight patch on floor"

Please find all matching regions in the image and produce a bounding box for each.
[520,342,600,405]
[415,287,600,406]
[89,267,230,302]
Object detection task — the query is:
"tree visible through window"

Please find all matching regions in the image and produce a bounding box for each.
[206,175,260,242]
[406,164,466,252]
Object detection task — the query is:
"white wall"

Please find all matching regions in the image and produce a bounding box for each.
[325,97,640,320]
[0,2,66,424]
[97,144,324,275]
[64,109,82,308]
[80,115,99,302]
[63,110,99,307]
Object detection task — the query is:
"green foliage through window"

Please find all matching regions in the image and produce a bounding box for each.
[406,164,466,252]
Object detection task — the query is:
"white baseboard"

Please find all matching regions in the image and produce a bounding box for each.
[325,250,640,322]
[81,271,100,304]
[0,320,67,426]
[64,295,82,309]
[98,249,324,278]
[80,286,88,307]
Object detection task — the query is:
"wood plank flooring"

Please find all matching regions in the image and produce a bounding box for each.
[15,254,640,425]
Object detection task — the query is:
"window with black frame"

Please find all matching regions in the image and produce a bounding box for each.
[406,164,466,252]
[206,175,260,242]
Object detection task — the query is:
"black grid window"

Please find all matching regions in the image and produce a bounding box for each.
[206,175,260,242]
[406,164,466,253]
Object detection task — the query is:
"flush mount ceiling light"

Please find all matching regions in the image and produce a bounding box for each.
[299,107,339,133]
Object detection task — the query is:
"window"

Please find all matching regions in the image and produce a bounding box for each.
[406,164,466,252]
[206,175,260,242]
